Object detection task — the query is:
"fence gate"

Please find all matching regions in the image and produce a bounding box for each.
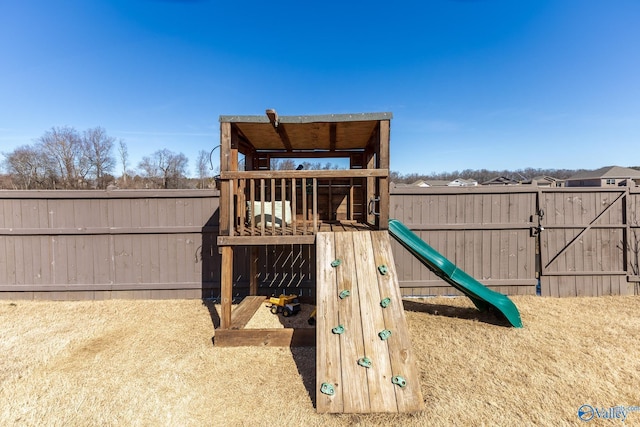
[537,188,632,296]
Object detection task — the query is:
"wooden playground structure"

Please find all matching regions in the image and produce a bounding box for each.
[214,110,424,413]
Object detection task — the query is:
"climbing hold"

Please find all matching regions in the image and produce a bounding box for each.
[331,259,342,268]
[392,375,407,388]
[380,297,391,308]
[377,264,388,275]
[378,329,392,340]
[357,357,372,368]
[320,382,335,396]
[332,325,345,335]
[339,289,350,299]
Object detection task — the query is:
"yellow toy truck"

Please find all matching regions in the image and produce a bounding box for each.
[268,294,301,317]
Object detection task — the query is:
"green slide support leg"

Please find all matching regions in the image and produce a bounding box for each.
[388,219,523,328]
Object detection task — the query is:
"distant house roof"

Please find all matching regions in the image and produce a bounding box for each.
[482,176,519,185]
[566,166,640,181]
[410,179,430,187]
[532,175,560,182]
[530,175,562,186]
[448,178,478,187]
[429,180,451,187]
[404,179,451,187]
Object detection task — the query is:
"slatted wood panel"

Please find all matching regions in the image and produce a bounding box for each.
[628,187,640,294]
[538,189,630,296]
[390,186,538,296]
[3,187,640,299]
[235,220,372,238]
[231,119,381,151]
[0,190,227,299]
[370,231,424,411]
[316,232,343,412]
[315,231,424,414]
[225,173,374,241]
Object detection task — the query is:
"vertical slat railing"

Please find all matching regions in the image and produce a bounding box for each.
[292,178,298,235]
[313,178,318,232]
[237,178,245,236]
[260,179,266,236]
[270,179,276,235]
[249,178,256,235]
[280,178,286,235]
[302,178,308,235]
[228,179,235,236]
[223,171,386,237]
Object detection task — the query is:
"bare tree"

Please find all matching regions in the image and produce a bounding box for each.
[300,161,324,170]
[196,150,210,189]
[118,139,129,186]
[138,156,160,187]
[38,126,90,189]
[138,149,188,189]
[270,158,297,170]
[2,145,55,189]
[84,127,115,189]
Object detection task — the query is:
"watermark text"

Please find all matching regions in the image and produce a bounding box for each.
[578,404,640,422]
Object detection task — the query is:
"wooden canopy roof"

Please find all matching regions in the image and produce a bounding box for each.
[219,111,392,152]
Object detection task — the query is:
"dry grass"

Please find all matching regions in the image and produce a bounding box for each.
[1,295,639,426]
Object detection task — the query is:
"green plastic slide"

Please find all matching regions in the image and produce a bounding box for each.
[388,219,523,328]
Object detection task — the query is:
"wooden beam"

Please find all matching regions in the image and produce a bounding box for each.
[266,109,279,127]
[229,296,266,330]
[365,144,376,226]
[220,169,389,179]
[214,328,316,347]
[329,123,337,151]
[217,235,316,246]
[266,108,294,151]
[219,122,232,236]
[220,246,234,329]
[266,151,363,159]
[232,123,254,151]
[220,122,232,171]
[276,124,294,151]
[378,120,390,229]
[365,121,379,153]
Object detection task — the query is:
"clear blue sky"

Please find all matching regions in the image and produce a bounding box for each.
[1,0,639,177]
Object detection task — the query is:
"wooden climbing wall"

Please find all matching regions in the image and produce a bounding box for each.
[315,231,424,413]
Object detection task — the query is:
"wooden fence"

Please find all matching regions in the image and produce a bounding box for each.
[390,185,639,297]
[390,185,538,296]
[1,187,638,299]
[0,190,225,299]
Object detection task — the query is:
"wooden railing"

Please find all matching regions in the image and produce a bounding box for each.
[218,169,388,242]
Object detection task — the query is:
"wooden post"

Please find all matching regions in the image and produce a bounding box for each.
[220,245,233,329]
[219,122,231,236]
[365,145,376,226]
[378,120,390,229]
